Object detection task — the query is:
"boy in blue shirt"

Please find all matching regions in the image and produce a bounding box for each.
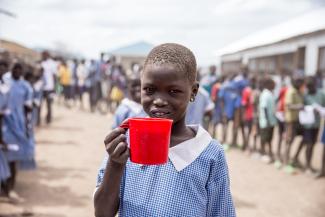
[219,75,241,148]
[94,43,236,217]
[111,72,145,129]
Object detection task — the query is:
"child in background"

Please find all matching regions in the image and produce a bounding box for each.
[76,59,88,109]
[22,69,36,170]
[258,78,277,163]
[240,76,256,151]
[211,76,224,138]
[185,87,214,127]
[200,65,217,94]
[275,82,288,167]
[58,60,72,107]
[233,69,249,149]
[301,77,325,174]
[32,65,44,127]
[250,77,261,154]
[219,75,241,148]
[3,63,34,198]
[111,72,145,129]
[94,43,235,217]
[284,77,305,173]
[0,60,10,197]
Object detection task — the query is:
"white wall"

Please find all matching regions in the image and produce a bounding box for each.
[221,32,325,75]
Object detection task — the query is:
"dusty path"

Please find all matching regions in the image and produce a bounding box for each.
[0,104,324,217]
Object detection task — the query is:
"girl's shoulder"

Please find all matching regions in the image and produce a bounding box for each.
[201,139,229,180]
[201,139,226,161]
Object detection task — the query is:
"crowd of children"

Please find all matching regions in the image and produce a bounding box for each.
[201,67,325,177]
[0,49,145,202]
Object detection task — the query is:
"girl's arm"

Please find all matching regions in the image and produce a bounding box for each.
[94,128,129,217]
[206,145,236,217]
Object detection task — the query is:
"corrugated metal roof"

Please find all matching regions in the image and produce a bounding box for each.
[109,41,154,56]
[217,7,325,56]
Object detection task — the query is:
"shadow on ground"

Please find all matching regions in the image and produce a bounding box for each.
[15,163,88,208]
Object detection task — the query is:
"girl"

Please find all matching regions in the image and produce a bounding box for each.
[94,43,235,217]
[3,63,34,196]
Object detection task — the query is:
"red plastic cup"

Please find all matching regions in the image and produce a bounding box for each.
[120,118,173,165]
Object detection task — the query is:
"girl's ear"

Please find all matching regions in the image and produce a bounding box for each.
[191,82,199,98]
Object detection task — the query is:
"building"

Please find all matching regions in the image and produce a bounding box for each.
[217,8,325,76]
[108,41,154,71]
[0,39,40,64]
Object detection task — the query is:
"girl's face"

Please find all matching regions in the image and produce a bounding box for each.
[141,64,198,124]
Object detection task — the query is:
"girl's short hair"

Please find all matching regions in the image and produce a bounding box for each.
[144,43,197,83]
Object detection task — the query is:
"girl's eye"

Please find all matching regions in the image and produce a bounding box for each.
[143,87,155,94]
[169,89,181,94]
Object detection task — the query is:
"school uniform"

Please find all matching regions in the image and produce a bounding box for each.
[32,78,44,126]
[211,82,223,124]
[218,81,241,121]
[3,76,36,170]
[185,88,214,125]
[112,98,146,129]
[0,80,10,182]
[95,125,236,216]
[19,81,36,170]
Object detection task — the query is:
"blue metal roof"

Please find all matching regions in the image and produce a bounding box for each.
[109,41,154,56]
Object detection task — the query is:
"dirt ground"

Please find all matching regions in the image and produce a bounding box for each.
[0,103,324,217]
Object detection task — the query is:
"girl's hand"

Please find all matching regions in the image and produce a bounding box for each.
[104,128,129,165]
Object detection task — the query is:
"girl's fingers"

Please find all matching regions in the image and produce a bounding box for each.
[106,134,126,154]
[118,148,130,163]
[111,142,128,157]
[104,128,126,145]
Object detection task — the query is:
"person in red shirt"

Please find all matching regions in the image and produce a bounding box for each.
[241,77,256,151]
[211,76,225,138]
[275,84,288,166]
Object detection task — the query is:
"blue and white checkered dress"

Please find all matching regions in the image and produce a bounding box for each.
[96,126,236,217]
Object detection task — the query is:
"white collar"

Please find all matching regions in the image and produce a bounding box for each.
[121,98,142,114]
[169,125,212,172]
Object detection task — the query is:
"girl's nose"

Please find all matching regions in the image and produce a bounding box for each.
[153,98,168,107]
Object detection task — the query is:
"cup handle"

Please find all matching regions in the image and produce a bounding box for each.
[119,119,129,129]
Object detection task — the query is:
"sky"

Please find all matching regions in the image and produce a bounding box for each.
[0,0,324,66]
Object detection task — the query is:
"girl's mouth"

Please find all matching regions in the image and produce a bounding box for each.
[150,109,171,118]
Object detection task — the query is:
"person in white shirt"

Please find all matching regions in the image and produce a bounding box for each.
[40,51,57,124]
[76,59,89,109]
